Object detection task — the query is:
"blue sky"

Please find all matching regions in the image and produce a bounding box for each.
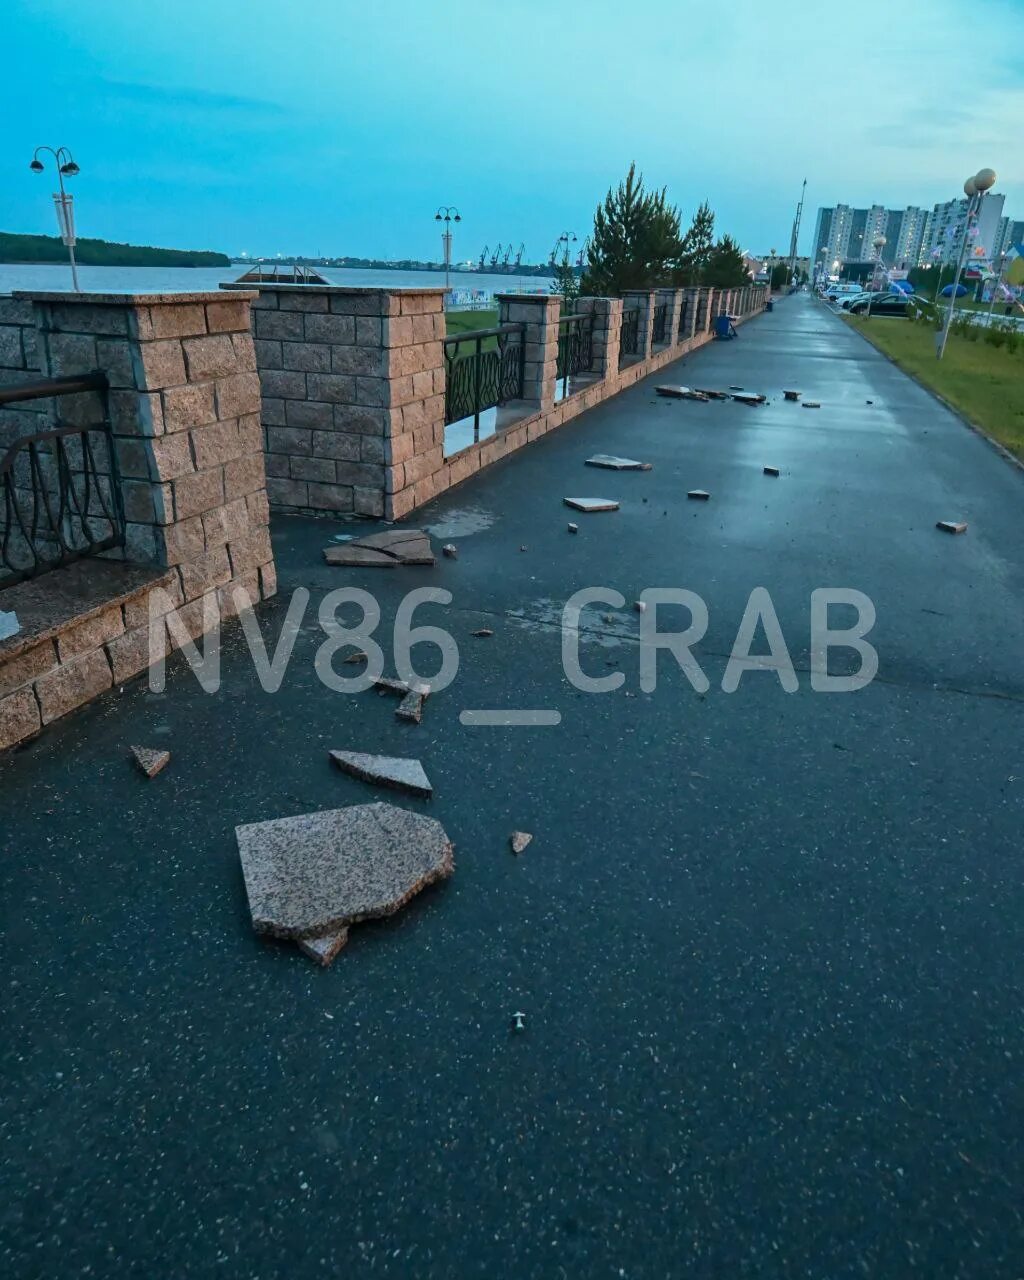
[2,0,1022,261]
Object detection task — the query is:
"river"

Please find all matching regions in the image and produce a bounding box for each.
[0,263,552,306]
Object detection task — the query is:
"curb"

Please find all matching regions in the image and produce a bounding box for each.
[837,311,1024,477]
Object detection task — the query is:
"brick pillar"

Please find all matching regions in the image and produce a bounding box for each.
[21,289,276,617]
[660,289,682,347]
[575,296,621,380]
[681,288,700,340]
[621,290,656,359]
[496,293,560,412]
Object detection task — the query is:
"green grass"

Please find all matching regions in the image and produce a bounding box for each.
[443,308,499,337]
[845,314,1024,459]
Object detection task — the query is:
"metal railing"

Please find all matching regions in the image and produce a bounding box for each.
[443,323,526,439]
[555,312,595,398]
[619,308,641,363]
[651,302,668,345]
[0,372,124,587]
[678,296,692,338]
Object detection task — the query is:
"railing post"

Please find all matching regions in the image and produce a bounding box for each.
[660,289,683,348]
[574,297,621,380]
[621,290,656,359]
[18,289,276,611]
[495,293,561,412]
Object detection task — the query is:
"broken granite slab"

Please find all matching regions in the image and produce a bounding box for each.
[510,831,533,855]
[236,802,453,939]
[0,611,19,642]
[936,520,968,535]
[395,690,424,723]
[687,490,711,501]
[655,385,708,401]
[731,392,765,405]
[131,746,171,778]
[694,388,729,400]
[585,455,650,471]
[323,528,435,567]
[330,749,432,797]
[563,498,620,513]
[298,927,350,966]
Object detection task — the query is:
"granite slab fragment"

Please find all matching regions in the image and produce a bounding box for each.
[330,750,432,797]
[936,520,968,534]
[687,490,711,501]
[0,612,19,642]
[395,690,424,723]
[236,802,453,939]
[763,466,781,477]
[510,831,533,855]
[694,388,729,400]
[297,927,350,966]
[323,528,435,568]
[585,455,649,471]
[655,385,708,401]
[563,498,620,513]
[131,746,171,778]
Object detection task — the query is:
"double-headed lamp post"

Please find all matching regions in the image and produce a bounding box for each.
[434,205,461,292]
[30,145,81,292]
[938,166,997,360]
[864,234,887,319]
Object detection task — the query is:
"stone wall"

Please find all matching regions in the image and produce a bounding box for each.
[0,296,45,451]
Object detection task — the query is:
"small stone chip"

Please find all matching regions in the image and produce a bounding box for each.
[471,628,494,638]
[803,401,821,409]
[298,928,350,967]
[131,746,171,779]
[634,600,646,613]
[510,831,533,855]
[687,490,711,501]
[342,650,367,664]
[395,690,424,724]
[783,390,801,401]
[763,466,780,477]
[567,522,579,534]
[936,520,968,535]
[442,543,458,559]
[519,545,528,552]
[329,750,433,797]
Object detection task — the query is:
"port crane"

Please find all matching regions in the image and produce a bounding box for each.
[501,244,513,269]
[490,243,503,268]
[512,243,525,270]
[478,245,488,271]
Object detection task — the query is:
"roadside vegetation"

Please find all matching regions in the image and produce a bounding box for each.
[845,311,1024,459]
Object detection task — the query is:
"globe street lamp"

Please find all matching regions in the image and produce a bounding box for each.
[434,205,461,292]
[864,235,887,319]
[938,167,997,360]
[30,145,81,291]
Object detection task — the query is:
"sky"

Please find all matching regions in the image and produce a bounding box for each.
[1,0,1022,262]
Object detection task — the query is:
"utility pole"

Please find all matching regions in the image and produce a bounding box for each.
[788,179,806,288]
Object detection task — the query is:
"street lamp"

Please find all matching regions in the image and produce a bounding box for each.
[30,145,81,291]
[434,205,461,292]
[938,166,997,360]
[864,235,887,319]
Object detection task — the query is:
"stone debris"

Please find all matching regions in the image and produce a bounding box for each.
[298,927,350,966]
[936,520,968,535]
[343,650,367,664]
[763,466,781,477]
[656,385,708,401]
[395,690,424,724]
[731,392,766,405]
[372,673,431,698]
[442,543,458,559]
[585,455,650,471]
[563,497,620,513]
[329,750,433,797]
[634,600,646,613]
[694,388,729,400]
[510,831,533,855]
[236,802,454,958]
[783,390,801,401]
[0,611,20,642]
[687,490,711,501]
[866,399,874,405]
[803,401,821,409]
[519,545,528,551]
[471,628,494,638]
[511,1011,526,1032]
[567,522,579,533]
[323,528,435,568]
[131,745,171,779]
[729,385,744,390]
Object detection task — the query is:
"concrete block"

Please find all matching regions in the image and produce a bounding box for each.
[36,648,112,725]
[0,687,41,750]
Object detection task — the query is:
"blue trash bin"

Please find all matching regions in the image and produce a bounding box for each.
[766,299,774,312]
[714,314,733,339]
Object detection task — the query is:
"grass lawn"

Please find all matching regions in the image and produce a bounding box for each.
[844,315,1024,460]
[443,308,498,338]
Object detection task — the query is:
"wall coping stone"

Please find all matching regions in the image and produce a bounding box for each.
[493,293,562,303]
[14,291,257,306]
[219,283,448,297]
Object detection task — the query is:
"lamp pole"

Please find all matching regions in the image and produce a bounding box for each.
[864,235,887,319]
[434,205,462,293]
[938,167,996,360]
[30,145,81,292]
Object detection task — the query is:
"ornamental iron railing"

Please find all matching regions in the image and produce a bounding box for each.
[651,301,668,345]
[619,308,641,363]
[555,312,595,398]
[443,324,526,440]
[0,372,124,587]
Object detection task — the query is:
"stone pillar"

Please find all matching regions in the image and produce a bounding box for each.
[574,297,621,380]
[222,283,445,521]
[496,294,561,412]
[20,289,276,618]
[681,288,700,340]
[660,289,682,348]
[621,290,656,359]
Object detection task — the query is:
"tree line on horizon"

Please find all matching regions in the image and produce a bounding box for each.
[0,231,230,268]
[552,163,755,301]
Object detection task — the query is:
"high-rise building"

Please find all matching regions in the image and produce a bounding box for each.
[994,217,1024,257]
[921,193,1005,265]
[813,196,1009,270]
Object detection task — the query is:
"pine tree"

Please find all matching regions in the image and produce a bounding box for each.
[702,235,750,287]
[581,164,683,295]
[673,202,715,285]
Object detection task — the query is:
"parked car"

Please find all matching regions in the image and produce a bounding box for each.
[837,292,873,310]
[846,292,909,317]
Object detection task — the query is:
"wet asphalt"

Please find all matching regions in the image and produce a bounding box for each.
[2,294,1023,1278]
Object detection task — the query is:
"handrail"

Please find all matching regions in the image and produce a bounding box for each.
[443,323,524,346]
[0,370,108,407]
